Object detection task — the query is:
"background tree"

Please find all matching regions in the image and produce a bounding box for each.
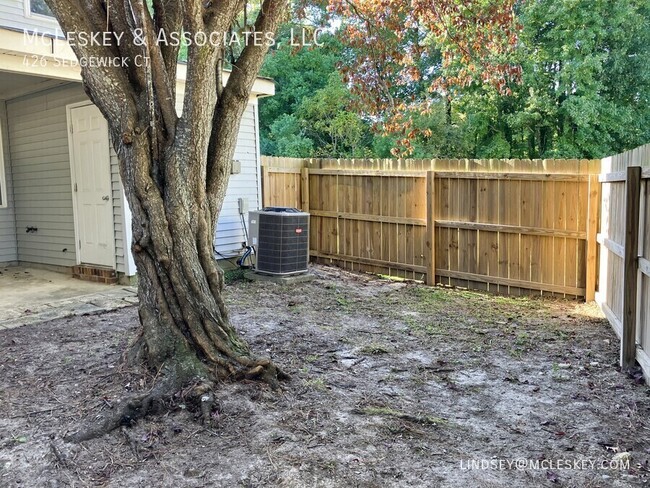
[466,0,650,159]
[262,0,649,159]
[327,0,521,155]
[260,29,373,157]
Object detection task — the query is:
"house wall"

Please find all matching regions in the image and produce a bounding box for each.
[109,148,127,274]
[5,81,262,273]
[7,83,84,267]
[6,83,126,271]
[215,102,261,255]
[0,100,18,263]
[0,0,59,35]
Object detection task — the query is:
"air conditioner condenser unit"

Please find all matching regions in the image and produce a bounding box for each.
[248,207,309,276]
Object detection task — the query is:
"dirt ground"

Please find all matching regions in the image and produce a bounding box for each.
[1,265,649,487]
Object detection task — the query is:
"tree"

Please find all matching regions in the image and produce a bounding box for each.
[259,28,375,157]
[45,0,289,440]
[441,0,650,159]
[259,28,342,147]
[328,0,522,155]
[508,0,650,158]
[265,114,314,157]
[297,72,372,157]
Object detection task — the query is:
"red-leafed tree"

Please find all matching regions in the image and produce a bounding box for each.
[327,0,522,154]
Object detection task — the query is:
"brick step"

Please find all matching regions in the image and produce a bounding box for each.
[72,265,118,284]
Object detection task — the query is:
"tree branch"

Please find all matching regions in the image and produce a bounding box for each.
[205,0,288,213]
[45,0,138,128]
[132,0,178,142]
[152,0,183,75]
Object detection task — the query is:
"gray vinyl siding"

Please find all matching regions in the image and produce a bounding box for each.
[7,83,126,271]
[0,1,60,36]
[6,83,83,267]
[109,148,126,273]
[214,102,260,254]
[0,100,17,263]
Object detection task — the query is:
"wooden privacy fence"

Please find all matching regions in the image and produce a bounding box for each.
[263,146,650,380]
[261,157,601,298]
[596,145,650,375]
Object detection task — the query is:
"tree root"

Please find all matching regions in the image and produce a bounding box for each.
[64,386,169,443]
[64,359,289,443]
[233,360,291,389]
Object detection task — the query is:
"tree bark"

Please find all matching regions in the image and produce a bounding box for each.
[125,134,284,387]
[44,0,290,439]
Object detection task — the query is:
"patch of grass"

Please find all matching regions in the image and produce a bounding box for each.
[223,268,246,284]
[456,290,486,300]
[411,287,451,305]
[359,343,390,355]
[508,331,535,358]
[550,362,571,382]
[404,316,448,337]
[509,348,523,359]
[377,274,408,282]
[288,304,304,314]
[336,295,351,308]
[353,406,447,426]
[551,329,571,341]
[514,331,532,347]
[303,377,328,391]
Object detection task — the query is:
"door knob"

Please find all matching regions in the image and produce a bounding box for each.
[102,195,110,201]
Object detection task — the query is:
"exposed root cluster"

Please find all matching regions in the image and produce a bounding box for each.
[64,359,288,443]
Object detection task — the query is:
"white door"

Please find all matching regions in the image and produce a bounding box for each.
[69,104,115,268]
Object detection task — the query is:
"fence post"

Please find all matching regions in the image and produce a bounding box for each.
[585,174,600,301]
[426,171,436,285]
[622,166,641,371]
[301,167,310,213]
[261,165,271,208]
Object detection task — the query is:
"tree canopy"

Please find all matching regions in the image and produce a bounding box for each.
[259,28,374,157]
[262,0,650,159]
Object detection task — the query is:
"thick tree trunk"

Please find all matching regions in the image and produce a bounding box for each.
[46,0,289,442]
[129,203,283,386]
[121,136,286,388]
[65,136,287,443]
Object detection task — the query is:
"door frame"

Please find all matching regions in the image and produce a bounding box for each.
[66,100,116,269]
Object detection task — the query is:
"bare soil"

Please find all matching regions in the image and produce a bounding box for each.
[1,265,649,487]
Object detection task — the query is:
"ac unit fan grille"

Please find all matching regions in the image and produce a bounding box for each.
[256,211,309,275]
